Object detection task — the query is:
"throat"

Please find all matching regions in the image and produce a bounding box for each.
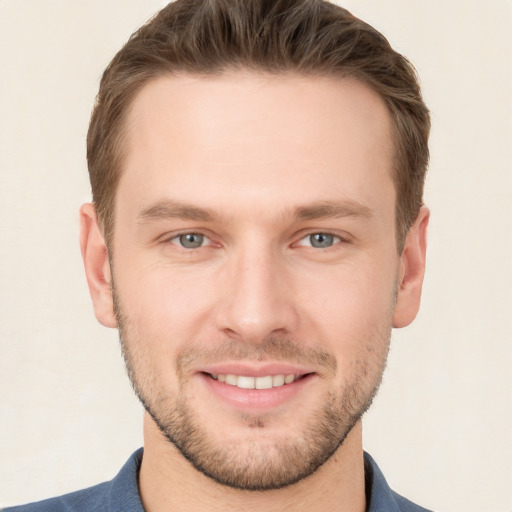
[140,412,366,512]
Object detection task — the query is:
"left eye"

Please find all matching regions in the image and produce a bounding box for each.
[298,233,341,248]
[171,233,209,249]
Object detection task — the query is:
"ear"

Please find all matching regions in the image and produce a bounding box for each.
[393,206,429,328]
[79,203,117,328]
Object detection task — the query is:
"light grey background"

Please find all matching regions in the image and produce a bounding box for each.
[1,1,511,510]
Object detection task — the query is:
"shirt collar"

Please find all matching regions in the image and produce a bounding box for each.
[364,452,402,512]
[108,448,145,512]
[107,448,408,512]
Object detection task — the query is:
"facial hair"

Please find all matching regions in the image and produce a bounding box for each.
[112,282,392,491]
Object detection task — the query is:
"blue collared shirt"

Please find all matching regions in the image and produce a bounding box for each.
[3,449,433,512]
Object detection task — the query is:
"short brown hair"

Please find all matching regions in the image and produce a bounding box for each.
[87,0,430,250]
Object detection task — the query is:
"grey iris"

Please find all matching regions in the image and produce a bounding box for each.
[179,233,204,248]
[310,233,334,248]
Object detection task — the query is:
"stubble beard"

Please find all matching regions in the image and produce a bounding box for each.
[112,287,392,491]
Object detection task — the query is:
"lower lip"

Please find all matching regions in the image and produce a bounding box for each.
[199,373,316,411]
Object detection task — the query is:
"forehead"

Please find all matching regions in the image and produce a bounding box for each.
[119,72,395,220]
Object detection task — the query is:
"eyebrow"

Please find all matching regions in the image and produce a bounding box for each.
[137,200,217,222]
[293,201,374,221]
[136,199,374,223]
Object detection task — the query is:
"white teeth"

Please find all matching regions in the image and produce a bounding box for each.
[225,374,238,386]
[255,376,273,389]
[237,376,255,389]
[272,375,285,387]
[212,373,301,389]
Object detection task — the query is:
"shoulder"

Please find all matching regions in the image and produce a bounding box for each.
[364,452,435,512]
[391,490,434,512]
[2,481,111,512]
[2,448,144,512]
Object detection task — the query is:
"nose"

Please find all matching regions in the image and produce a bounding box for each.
[215,242,299,343]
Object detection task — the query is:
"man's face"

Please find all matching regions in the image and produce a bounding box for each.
[91,72,423,489]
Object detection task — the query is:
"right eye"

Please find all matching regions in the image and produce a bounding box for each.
[296,232,342,249]
[170,233,209,249]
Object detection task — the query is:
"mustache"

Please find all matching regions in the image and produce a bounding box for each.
[177,335,337,376]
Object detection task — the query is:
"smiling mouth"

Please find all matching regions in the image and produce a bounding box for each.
[206,373,307,390]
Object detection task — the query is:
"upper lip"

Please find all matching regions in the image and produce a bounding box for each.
[199,362,314,377]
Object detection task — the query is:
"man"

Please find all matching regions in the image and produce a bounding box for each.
[5,1,431,511]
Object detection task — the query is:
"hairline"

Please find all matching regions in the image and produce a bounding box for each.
[100,67,409,253]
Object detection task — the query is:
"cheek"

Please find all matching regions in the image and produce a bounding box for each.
[303,270,394,396]
[114,260,217,348]
[113,273,208,398]
[295,259,397,355]
[111,220,217,334]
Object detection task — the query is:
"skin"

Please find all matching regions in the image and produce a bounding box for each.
[80,72,429,512]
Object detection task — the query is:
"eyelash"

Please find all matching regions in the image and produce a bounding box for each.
[165,231,346,250]
[167,232,213,249]
[295,232,343,249]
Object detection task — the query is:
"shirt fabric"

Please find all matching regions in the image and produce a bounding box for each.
[3,449,432,512]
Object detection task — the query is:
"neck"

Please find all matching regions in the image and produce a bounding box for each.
[139,413,366,512]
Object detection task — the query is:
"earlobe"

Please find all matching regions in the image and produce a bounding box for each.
[392,207,429,328]
[79,203,117,328]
